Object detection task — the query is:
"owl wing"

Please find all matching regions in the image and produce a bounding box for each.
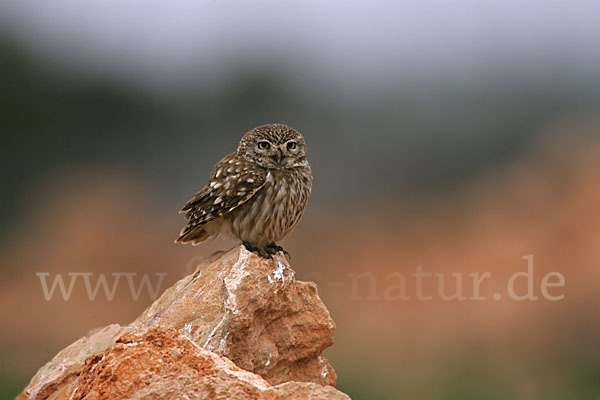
[176,153,267,242]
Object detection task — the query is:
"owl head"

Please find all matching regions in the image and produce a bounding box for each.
[237,123,308,169]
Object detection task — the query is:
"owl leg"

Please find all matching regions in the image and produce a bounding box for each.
[242,241,274,259]
[242,241,290,259]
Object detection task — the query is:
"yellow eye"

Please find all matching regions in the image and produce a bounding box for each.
[287,141,297,150]
[257,141,270,150]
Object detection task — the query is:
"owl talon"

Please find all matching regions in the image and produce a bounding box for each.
[266,243,291,259]
[243,242,273,259]
[242,242,291,259]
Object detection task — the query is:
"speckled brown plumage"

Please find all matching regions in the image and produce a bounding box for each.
[176,123,312,258]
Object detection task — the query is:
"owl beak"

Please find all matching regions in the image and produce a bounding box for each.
[272,149,283,164]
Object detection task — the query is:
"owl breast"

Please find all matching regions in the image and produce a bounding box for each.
[225,166,312,247]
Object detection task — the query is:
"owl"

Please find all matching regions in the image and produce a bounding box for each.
[176,123,312,259]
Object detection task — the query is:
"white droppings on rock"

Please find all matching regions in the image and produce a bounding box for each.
[318,356,329,379]
[267,258,294,292]
[182,322,193,338]
[218,332,229,353]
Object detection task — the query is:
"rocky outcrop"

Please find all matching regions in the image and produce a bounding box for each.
[132,246,337,386]
[19,246,348,400]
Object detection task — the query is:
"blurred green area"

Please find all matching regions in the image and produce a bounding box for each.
[0,375,27,400]
[336,345,600,400]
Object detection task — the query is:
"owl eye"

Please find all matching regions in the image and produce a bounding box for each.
[287,141,297,150]
[257,141,270,150]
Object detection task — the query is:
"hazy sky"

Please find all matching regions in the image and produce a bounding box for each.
[1,0,599,91]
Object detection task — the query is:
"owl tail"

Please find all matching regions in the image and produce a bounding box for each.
[175,227,210,246]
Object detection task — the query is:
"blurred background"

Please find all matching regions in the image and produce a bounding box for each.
[1,0,599,399]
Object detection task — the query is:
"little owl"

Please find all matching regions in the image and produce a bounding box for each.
[176,123,312,258]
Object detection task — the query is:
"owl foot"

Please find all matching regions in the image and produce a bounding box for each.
[243,242,290,259]
[242,241,273,259]
[266,243,291,259]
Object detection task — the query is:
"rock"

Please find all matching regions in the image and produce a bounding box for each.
[75,327,348,400]
[19,246,347,399]
[132,245,337,386]
[24,327,349,400]
[19,324,130,400]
